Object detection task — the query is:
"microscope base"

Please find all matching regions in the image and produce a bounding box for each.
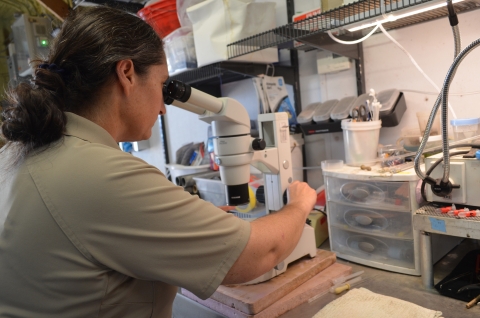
[243,224,317,285]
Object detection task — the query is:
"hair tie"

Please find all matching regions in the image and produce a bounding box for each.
[38,63,68,81]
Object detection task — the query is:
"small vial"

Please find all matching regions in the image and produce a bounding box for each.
[435,204,456,214]
[435,206,452,213]
[458,210,478,218]
[447,208,469,217]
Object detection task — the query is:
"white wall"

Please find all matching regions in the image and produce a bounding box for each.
[130,117,167,174]
[163,104,210,164]
[363,10,480,146]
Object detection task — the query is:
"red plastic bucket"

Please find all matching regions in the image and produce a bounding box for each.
[138,0,180,38]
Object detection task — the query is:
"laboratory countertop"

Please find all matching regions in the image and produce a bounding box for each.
[173,239,480,318]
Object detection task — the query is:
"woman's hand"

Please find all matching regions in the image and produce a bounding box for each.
[218,205,236,212]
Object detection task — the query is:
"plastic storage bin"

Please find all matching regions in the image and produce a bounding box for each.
[313,99,338,123]
[164,27,197,74]
[321,160,344,171]
[193,172,267,219]
[193,172,226,206]
[330,228,415,269]
[330,96,356,121]
[324,177,411,211]
[137,0,181,38]
[450,118,480,142]
[328,201,413,239]
[323,165,464,275]
[297,102,321,124]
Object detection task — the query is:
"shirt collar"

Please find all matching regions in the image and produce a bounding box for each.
[64,112,120,150]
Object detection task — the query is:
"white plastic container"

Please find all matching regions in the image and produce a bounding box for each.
[416,111,441,136]
[330,96,356,121]
[297,102,321,124]
[450,118,480,142]
[194,172,266,219]
[341,119,382,166]
[313,99,338,123]
[321,160,344,171]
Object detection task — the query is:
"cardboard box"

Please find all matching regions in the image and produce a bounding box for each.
[308,211,329,247]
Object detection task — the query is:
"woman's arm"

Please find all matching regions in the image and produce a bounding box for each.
[221,181,316,284]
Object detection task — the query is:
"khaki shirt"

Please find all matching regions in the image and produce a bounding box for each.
[0,113,250,318]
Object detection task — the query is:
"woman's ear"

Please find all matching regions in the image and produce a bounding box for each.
[115,59,135,96]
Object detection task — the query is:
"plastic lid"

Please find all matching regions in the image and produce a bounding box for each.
[313,99,338,122]
[298,102,321,124]
[330,96,356,120]
[450,118,480,126]
[377,89,400,113]
[476,150,480,160]
[349,89,400,116]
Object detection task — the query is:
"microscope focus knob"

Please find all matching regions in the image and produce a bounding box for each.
[252,138,266,150]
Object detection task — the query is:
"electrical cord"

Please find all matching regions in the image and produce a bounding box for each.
[378,23,458,120]
[327,21,460,120]
[326,24,380,45]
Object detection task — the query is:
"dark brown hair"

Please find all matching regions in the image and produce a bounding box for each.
[0,5,164,161]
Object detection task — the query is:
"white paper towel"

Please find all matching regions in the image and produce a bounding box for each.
[313,288,443,318]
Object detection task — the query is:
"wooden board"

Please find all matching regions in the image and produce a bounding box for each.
[182,262,352,318]
[183,250,336,314]
[210,250,335,314]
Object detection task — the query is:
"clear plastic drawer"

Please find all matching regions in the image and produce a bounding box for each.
[328,202,413,239]
[325,177,411,211]
[330,228,415,269]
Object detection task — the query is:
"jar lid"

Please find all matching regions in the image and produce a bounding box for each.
[450,118,480,126]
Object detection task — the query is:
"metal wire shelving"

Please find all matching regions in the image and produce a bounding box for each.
[169,62,296,89]
[227,0,480,59]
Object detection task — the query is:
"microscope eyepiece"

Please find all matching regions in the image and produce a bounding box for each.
[162,87,175,105]
[164,79,192,103]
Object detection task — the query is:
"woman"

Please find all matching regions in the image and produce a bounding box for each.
[0,6,316,318]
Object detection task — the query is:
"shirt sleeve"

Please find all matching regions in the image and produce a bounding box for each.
[32,142,251,299]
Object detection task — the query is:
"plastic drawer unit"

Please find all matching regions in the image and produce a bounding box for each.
[323,165,422,275]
